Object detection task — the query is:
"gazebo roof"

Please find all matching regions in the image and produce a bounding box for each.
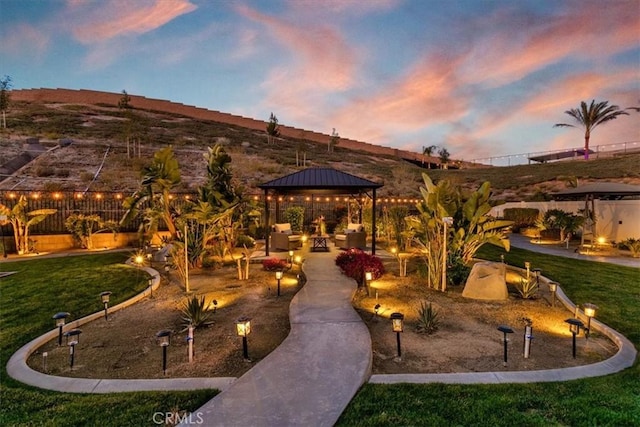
[553,182,640,200]
[258,168,383,195]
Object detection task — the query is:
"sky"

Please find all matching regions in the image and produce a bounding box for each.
[1,0,639,163]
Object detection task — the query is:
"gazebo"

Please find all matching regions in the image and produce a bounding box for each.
[258,168,383,255]
[553,182,640,246]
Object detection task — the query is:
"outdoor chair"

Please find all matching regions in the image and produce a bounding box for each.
[334,223,366,250]
[270,223,302,251]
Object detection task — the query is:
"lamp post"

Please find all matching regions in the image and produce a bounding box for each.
[548,282,558,307]
[532,268,542,286]
[390,312,404,359]
[156,330,171,375]
[365,271,373,295]
[275,270,283,297]
[100,291,112,321]
[583,303,598,339]
[288,250,294,265]
[148,277,154,298]
[235,316,252,360]
[497,325,514,366]
[442,217,453,291]
[53,312,70,346]
[524,261,531,280]
[565,318,584,358]
[64,329,82,369]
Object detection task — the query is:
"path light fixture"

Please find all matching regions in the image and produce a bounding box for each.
[235,316,252,360]
[134,253,145,267]
[148,277,154,298]
[211,299,218,313]
[442,217,454,291]
[374,303,381,317]
[548,282,558,307]
[390,312,404,359]
[524,261,531,280]
[301,234,308,245]
[64,329,82,369]
[100,291,112,321]
[532,268,542,286]
[275,270,284,296]
[288,250,294,264]
[500,254,505,264]
[583,303,598,339]
[156,330,171,375]
[497,325,514,366]
[522,318,533,359]
[53,312,70,346]
[565,318,584,358]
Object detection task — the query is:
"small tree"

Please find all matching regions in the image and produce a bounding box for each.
[266,112,280,145]
[543,209,584,242]
[328,128,339,153]
[422,145,437,168]
[65,214,119,249]
[0,195,56,254]
[438,147,450,169]
[284,206,305,232]
[0,75,12,129]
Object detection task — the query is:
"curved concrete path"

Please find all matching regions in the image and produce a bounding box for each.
[189,250,372,427]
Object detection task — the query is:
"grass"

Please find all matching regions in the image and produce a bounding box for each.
[0,253,217,426]
[337,245,640,426]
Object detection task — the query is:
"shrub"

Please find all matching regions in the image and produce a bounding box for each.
[235,234,255,248]
[335,248,385,285]
[416,301,439,334]
[516,277,538,299]
[504,208,539,232]
[619,238,640,258]
[448,257,471,286]
[180,295,213,329]
[284,206,305,232]
[262,257,288,271]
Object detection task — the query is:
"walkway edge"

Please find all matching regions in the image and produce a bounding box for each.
[370,280,637,385]
[6,265,236,393]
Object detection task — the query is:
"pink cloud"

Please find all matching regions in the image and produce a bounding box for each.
[0,23,49,56]
[460,1,639,87]
[70,0,197,44]
[286,0,400,15]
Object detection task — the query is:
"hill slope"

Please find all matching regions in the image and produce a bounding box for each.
[1,98,638,200]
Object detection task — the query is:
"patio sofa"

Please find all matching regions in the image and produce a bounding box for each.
[334,223,366,250]
[270,223,302,251]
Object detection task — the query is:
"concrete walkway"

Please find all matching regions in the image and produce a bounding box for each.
[189,249,372,427]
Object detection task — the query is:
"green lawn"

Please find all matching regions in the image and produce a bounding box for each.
[338,246,640,426]
[0,253,217,426]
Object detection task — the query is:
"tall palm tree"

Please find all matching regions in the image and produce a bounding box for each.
[554,100,629,160]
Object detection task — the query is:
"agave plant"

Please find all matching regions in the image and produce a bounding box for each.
[416,301,440,334]
[180,295,213,329]
[516,277,539,299]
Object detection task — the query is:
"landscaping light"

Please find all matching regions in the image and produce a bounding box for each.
[294,255,302,265]
[365,271,373,282]
[301,235,308,245]
[156,330,171,375]
[275,270,283,296]
[148,278,154,298]
[532,268,542,286]
[597,236,606,245]
[235,316,252,360]
[497,325,514,366]
[374,304,381,317]
[524,261,531,279]
[100,291,112,321]
[134,254,145,266]
[548,282,558,307]
[583,303,598,339]
[211,299,218,313]
[53,312,70,346]
[288,250,294,263]
[64,329,82,369]
[390,312,404,358]
[500,254,504,264]
[565,318,584,358]
[523,319,533,359]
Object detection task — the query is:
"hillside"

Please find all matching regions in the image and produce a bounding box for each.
[1,98,638,201]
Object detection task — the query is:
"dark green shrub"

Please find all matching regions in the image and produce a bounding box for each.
[503,208,539,232]
[235,234,255,248]
[284,206,305,232]
[180,295,213,329]
[447,257,471,286]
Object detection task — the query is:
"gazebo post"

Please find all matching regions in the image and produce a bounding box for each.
[372,188,377,255]
[264,189,270,256]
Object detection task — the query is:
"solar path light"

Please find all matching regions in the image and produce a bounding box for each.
[583,303,598,339]
[235,317,252,360]
[565,318,584,358]
[156,330,171,375]
[390,312,404,358]
[100,291,112,321]
[548,282,558,307]
[64,329,82,369]
[53,312,70,346]
[497,325,514,366]
[275,270,284,297]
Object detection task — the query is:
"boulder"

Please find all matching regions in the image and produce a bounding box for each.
[462,261,508,301]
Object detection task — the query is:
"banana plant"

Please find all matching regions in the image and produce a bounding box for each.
[0,195,56,254]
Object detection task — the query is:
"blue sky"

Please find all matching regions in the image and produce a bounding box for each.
[1,0,638,162]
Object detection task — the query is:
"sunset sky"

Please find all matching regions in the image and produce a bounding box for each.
[1,0,638,163]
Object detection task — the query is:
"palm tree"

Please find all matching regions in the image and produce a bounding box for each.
[554,100,629,160]
[422,145,437,168]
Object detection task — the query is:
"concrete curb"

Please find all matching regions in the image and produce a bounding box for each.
[6,264,236,393]
[370,275,637,385]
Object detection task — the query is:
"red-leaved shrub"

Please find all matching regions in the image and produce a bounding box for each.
[335,248,385,284]
[262,257,288,271]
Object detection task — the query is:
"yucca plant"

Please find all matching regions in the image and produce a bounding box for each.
[180,295,213,329]
[516,276,538,299]
[416,301,440,334]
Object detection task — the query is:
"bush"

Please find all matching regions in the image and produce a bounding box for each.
[619,238,640,258]
[448,257,471,286]
[504,208,539,232]
[235,234,255,248]
[262,257,288,271]
[335,248,385,284]
[416,301,439,334]
[284,206,305,232]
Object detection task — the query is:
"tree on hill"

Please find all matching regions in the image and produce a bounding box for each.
[329,128,339,153]
[422,145,437,168]
[554,100,629,160]
[0,75,12,129]
[438,147,450,168]
[266,112,280,144]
